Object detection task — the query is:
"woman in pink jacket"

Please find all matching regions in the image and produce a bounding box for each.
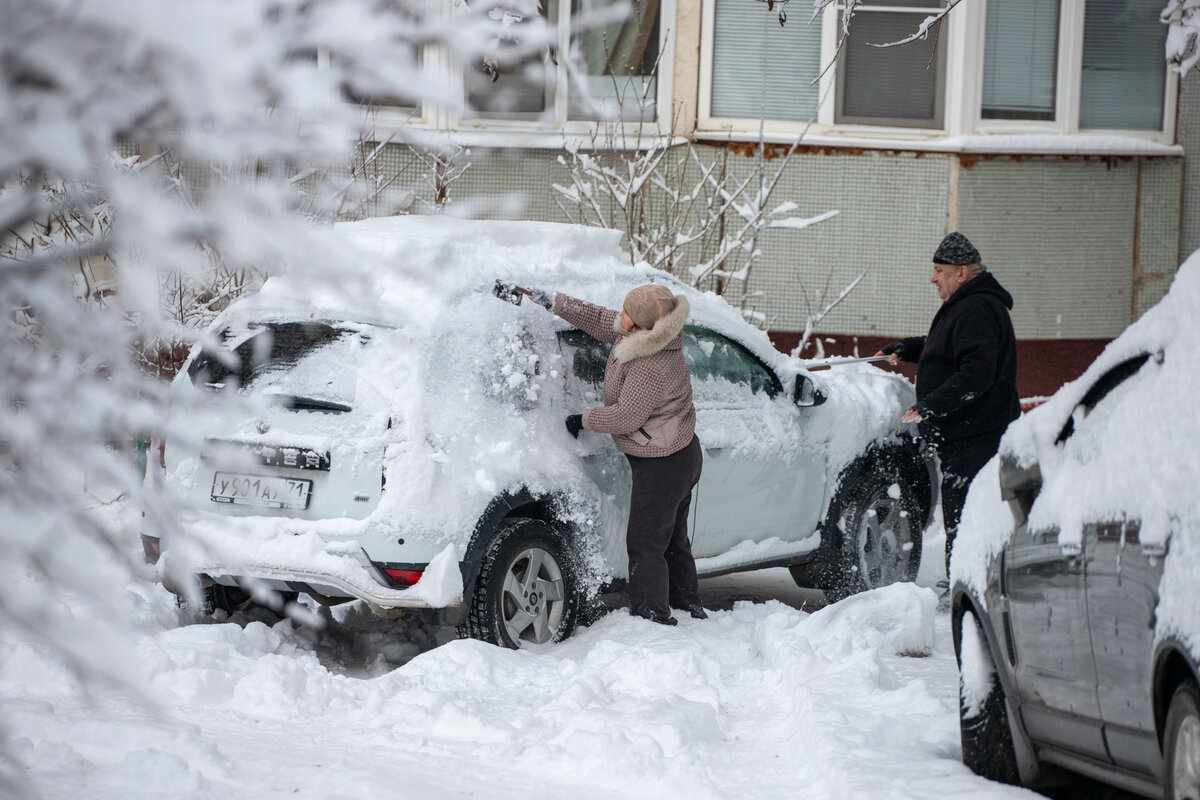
[530,284,705,626]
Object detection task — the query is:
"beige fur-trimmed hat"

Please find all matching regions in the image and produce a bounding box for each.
[623,284,675,330]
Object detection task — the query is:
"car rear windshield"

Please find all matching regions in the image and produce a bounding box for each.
[187,321,365,408]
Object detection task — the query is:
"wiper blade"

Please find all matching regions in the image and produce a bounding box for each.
[265,393,352,414]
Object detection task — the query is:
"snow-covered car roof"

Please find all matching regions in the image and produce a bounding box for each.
[239,215,787,372]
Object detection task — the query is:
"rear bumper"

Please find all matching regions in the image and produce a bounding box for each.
[198,562,443,611]
[141,533,458,612]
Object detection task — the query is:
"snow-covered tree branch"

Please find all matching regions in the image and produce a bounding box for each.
[1163,0,1200,75]
[554,102,841,326]
[0,2,551,795]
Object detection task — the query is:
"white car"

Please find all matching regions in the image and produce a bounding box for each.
[951,250,1200,796]
[143,217,935,648]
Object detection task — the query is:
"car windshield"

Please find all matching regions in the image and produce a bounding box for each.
[187,321,366,409]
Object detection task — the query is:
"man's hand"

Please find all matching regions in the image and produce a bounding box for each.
[901,408,923,424]
[877,341,905,365]
[565,413,584,438]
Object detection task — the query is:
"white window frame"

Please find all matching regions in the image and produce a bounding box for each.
[364,0,676,148]
[952,0,1177,143]
[697,0,1178,150]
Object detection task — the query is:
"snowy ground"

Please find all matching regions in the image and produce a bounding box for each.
[0,499,1117,800]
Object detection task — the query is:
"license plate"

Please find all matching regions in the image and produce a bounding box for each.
[211,471,313,510]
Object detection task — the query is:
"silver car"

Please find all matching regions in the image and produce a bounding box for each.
[952,254,1200,798]
[143,216,935,648]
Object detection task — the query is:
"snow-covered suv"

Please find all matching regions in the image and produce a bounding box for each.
[951,251,1200,796]
[142,216,935,648]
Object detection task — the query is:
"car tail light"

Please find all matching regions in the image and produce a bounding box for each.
[383,568,423,587]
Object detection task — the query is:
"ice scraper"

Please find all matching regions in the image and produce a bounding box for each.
[492,280,535,306]
[804,355,892,372]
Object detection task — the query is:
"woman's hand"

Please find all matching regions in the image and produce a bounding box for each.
[565,414,584,438]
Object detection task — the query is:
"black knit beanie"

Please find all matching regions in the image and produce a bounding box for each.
[932,232,981,266]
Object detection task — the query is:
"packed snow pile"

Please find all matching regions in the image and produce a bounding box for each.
[1,543,1028,799]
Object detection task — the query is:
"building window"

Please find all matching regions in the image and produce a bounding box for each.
[568,0,661,121]
[700,0,1173,141]
[467,5,556,117]
[1078,0,1167,130]
[462,0,663,125]
[709,2,821,122]
[982,0,1059,120]
[836,4,947,128]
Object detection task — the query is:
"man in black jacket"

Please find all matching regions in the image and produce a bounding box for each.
[877,232,1020,579]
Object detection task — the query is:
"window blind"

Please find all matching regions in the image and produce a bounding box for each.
[839,12,942,126]
[982,0,1059,120]
[1079,0,1166,130]
[710,3,822,121]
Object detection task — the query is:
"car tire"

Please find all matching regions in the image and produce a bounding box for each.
[463,518,581,649]
[814,448,925,602]
[1164,681,1200,800]
[205,584,252,615]
[958,610,1021,785]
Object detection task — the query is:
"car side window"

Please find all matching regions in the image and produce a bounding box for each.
[1055,352,1152,445]
[684,326,780,398]
[557,330,610,391]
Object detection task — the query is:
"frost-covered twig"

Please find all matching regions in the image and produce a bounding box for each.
[1163,0,1200,75]
[790,265,871,357]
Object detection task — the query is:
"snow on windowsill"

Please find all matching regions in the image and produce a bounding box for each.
[693,129,1182,157]
[362,118,689,152]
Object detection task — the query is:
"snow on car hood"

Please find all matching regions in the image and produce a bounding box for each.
[954,248,1200,643]
[198,216,916,571]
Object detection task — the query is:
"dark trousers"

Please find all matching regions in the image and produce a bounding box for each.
[937,429,1004,576]
[624,435,703,616]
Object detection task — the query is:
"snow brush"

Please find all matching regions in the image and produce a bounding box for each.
[493,280,535,306]
[803,355,892,372]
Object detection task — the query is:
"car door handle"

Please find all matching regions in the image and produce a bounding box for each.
[1059,542,1083,575]
[1141,541,1167,558]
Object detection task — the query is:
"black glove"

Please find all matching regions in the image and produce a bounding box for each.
[565,414,584,439]
[528,287,554,310]
[880,341,906,357]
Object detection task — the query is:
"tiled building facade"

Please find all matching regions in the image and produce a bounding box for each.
[336,0,1196,397]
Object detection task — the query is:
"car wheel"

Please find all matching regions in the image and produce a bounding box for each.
[1164,681,1200,800]
[205,584,252,615]
[819,451,924,602]
[958,609,1021,785]
[464,518,581,649]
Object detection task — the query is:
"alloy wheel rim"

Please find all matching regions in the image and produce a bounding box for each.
[501,546,566,646]
[1173,714,1200,800]
[855,492,913,588]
